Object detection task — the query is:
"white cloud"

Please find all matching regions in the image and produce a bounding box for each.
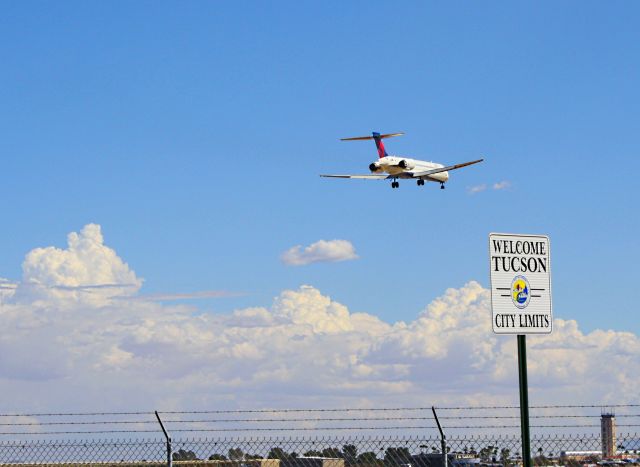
[14,224,142,305]
[281,239,358,266]
[126,290,239,302]
[467,184,487,194]
[0,278,17,303]
[493,180,511,190]
[468,181,512,194]
[0,225,639,414]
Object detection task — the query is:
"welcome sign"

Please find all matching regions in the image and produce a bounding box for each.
[489,233,553,334]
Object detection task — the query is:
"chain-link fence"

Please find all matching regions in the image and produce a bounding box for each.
[1,406,640,466]
[1,433,639,466]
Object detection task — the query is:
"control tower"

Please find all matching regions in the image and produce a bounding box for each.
[601,412,616,458]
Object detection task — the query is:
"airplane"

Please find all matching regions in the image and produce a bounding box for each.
[320,132,483,189]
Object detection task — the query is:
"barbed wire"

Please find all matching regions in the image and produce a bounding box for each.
[3,423,640,436]
[436,404,640,410]
[2,414,640,427]
[0,405,636,440]
[0,411,153,418]
[0,404,638,418]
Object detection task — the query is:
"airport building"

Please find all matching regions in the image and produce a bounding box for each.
[282,458,344,467]
[410,452,483,467]
[601,412,617,458]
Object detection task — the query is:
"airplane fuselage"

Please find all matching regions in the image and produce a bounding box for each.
[371,155,450,182]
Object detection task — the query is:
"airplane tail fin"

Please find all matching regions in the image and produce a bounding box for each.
[341,132,403,159]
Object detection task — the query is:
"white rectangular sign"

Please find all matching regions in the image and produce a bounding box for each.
[489,233,552,334]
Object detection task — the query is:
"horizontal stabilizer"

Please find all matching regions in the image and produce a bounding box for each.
[412,158,484,178]
[340,132,404,141]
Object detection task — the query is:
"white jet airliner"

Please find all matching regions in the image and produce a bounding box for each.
[321,132,483,189]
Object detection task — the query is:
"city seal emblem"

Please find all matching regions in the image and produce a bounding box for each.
[511,275,531,309]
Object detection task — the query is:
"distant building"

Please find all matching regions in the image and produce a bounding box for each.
[410,453,482,467]
[560,450,602,462]
[451,456,482,467]
[282,457,344,467]
[601,412,617,458]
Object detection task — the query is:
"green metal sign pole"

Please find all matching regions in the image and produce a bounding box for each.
[517,335,532,467]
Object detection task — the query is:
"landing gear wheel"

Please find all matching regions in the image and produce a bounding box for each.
[417,179,424,186]
[391,181,399,189]
[440,183,445,190]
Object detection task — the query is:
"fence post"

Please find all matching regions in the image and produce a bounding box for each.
[432,407,447,467]
[517,335,532,467]
[155,411,172,467]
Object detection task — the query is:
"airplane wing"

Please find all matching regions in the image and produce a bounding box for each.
[320,174,389,179]
[411,158,484,178]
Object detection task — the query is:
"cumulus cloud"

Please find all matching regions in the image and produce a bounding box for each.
[0,225,638,414]
[14,224,142,305]
[281,239,358,266]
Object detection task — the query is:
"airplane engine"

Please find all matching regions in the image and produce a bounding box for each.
[398,159,414,169]
[369,162,382,173]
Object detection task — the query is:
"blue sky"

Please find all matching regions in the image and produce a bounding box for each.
[1,1,639,335]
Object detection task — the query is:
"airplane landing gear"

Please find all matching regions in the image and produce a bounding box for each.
[391,181,399,189]
[440,182,445,190]
[417,179,425,186]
